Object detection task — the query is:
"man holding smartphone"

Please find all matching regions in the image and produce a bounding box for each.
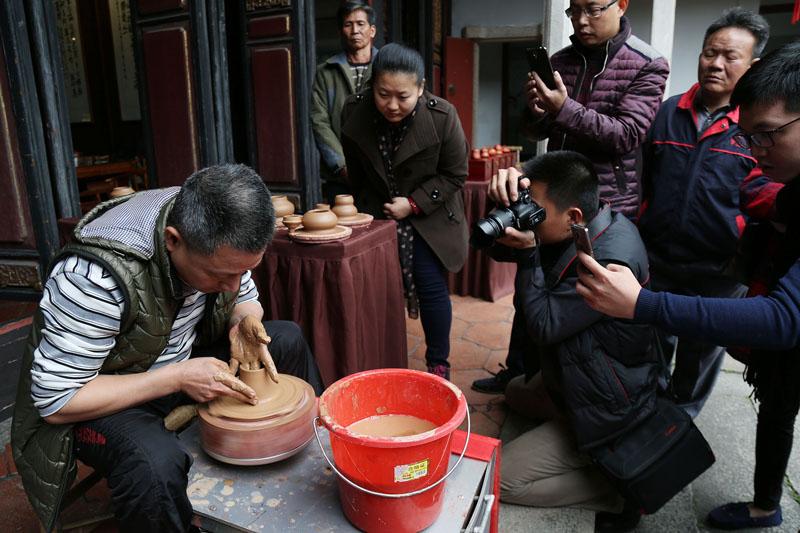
[524,0,668,219]
[486,152,657,532]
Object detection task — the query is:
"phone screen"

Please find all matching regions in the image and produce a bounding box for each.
[571,224,594,258]
[526,46,556,90]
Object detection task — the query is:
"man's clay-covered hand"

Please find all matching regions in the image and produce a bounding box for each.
[229,315,279,382]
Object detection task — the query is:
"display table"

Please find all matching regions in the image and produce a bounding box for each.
[253,220,407,387]
[448,180,517,302]
[183,422,500,532]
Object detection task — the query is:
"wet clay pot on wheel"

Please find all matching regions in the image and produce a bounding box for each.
[332,195,358,219]
[302,208,338,233]
[198,367,317,465]
[272,195,295,218]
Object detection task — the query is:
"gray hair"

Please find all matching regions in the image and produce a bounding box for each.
[704,8,770,58]
[167,164,275,255]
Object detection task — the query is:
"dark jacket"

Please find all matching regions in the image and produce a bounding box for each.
[311,47,378,182]
[11,191,238,531]
[341,90,469,272]
[638,84,765,279]
[514,206,658,450]
[526,18,669,218]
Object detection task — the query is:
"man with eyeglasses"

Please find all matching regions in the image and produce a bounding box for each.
[473,0,668,395]
[576,41,800,530]
[637,9,773,421]
[524,0,668,220]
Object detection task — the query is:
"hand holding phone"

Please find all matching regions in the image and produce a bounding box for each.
[526,46,557,90]
[571,224,594,275]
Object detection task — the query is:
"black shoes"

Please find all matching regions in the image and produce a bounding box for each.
[595,501,642,533]
[471,365,515,394]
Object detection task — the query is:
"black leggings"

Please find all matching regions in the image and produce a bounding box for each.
[752,348,800,511]
[73,320,322,532]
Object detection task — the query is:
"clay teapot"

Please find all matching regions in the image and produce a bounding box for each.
[282,214,302,232]
[272,195,295,218]
[332,194,358,219]
[302,208,338,232]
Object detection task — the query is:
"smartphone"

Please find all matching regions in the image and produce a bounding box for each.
[571,224,594,258]
[526,46,557,90]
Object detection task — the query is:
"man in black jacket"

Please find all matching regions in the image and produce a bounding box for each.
[493,152,657,531]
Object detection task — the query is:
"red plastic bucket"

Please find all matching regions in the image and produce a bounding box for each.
[316,369,469,532]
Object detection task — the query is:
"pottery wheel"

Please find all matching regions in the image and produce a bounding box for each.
[336,213,373,228]
[207,373,307,421]
[290,225,352,243]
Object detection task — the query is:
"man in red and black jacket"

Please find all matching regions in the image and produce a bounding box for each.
[637,8,777,418]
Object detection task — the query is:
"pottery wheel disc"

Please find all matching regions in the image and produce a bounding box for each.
[206,374,308,421]
[290,225,352,243]
[336,213,374,227]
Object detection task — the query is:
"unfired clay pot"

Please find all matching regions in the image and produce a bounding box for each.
[198,367,317,465]
[332,195,358,219]
[282,214,302,232]
[302,208,338,232]
[272,195,295,218]
[110,186,135,198]
[315,203,331,211]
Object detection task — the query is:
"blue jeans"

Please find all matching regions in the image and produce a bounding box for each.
[413,233,452,368]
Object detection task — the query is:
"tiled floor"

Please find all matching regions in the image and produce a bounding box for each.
[407,293,514,440]
[0,293,513,531]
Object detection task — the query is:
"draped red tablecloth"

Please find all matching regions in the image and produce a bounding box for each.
[448,180,517,301]
[252,220,407,387]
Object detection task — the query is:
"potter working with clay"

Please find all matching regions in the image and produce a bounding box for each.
[11,164,323,533]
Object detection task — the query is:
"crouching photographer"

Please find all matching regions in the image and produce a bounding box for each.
[483,152,661,531]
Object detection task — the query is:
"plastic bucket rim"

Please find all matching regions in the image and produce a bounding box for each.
[318,368,467,448]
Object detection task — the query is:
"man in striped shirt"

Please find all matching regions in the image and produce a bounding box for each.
[13,164,322,532]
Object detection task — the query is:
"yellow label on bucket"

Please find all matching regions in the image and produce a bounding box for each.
[394,459,429,483]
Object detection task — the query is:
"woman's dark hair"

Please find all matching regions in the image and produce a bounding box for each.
[337,1,375,28]
[703,8,769,58]
[731,42,800,113]
[372,43,425,87]
[167,164,275,255]
[523,151,599,221]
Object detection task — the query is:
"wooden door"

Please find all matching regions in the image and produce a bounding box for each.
[130,0,233,188]
[234,0,319,209]
[444,37,476,146]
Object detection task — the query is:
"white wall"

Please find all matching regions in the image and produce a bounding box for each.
[668,0,759,97]
[451,0,544,36]
[475,43,504,147]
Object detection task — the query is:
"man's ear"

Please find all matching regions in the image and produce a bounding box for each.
[164,226,183,253]
[617,0,629,15]
[567,207,585,226]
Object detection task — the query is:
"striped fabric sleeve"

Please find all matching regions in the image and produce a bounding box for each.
[236,270,259,305]
[30,256,124,418]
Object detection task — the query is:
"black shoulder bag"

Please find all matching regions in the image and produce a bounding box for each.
[589,335,716,514]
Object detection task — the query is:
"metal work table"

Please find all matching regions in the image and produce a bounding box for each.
[181,422,496,532]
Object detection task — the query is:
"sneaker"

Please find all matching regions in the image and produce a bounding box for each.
[594,500,642,533]
[471,365,515,394]
[707,502,782,529]
[427,364,450,381]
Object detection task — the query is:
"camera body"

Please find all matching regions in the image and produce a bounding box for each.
[470,186,547,248]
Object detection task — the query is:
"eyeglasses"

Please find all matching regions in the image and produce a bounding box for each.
[565,0,619,19]
[733,115,800,149]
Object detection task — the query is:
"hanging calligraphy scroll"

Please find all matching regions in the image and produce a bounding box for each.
[54,0,92,123]
[109,0,141,121]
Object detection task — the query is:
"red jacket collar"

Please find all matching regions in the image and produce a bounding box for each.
[678,83,740,123]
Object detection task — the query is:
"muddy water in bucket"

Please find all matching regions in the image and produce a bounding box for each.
[317,369,468,533]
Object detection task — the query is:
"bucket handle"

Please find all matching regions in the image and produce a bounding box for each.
[312,408,471,499]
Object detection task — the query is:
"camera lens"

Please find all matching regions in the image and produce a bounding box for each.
[470,217,504,249]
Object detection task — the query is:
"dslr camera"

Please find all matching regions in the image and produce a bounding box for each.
[470,185,546,249]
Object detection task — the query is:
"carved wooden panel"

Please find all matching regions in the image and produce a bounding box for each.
[251,45,297,184]
[0,46,33,247]
[137,0,187,16]
[0,261,41,290]
[141,24,199,187]
[248,15,291,39]
[246,0,291,11]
